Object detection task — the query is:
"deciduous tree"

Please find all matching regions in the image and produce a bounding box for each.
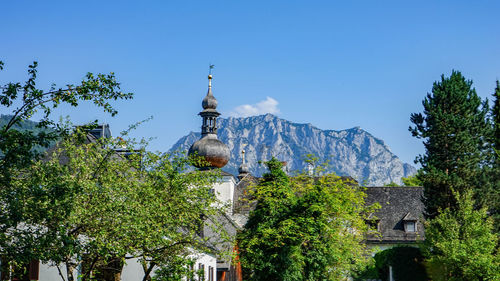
[237,158,376,281]
[0,60,132,279]
[421,191,499,281]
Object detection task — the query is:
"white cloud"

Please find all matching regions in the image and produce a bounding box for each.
[229,97,280,117]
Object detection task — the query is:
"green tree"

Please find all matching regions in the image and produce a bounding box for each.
[482,81,500,231]
[493,80,500,154]
[0,127,229,281]
[237,158,376,281]
[0,60,132,279]
[409,70,490,218]
[421,191,499,281]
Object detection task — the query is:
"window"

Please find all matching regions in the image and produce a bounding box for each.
[402,212,418,233]
[198,263,205,281]
[404,221,416,232]
[208,266,214,281]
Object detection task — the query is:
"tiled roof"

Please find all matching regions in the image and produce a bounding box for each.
[364,186,425,243]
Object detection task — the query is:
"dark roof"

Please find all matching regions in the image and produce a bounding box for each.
[364,186,425,243]
[203,212,239,268]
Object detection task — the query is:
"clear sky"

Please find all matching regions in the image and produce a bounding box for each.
[1,0,499,165]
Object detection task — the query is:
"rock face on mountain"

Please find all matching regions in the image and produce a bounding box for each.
[170,114,416,186]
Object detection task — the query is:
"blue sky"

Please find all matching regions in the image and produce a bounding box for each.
[1,0,499,166]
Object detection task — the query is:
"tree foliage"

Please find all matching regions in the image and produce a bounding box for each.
[0,126,228,281]
[237,158,376,281]
[0,60,133,179]
[421,191,499,281]
[480,80,500,232]
[409,70,490,218]
[493,80,500,154]
[0,60,133,279]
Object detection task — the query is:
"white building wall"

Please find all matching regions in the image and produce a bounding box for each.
[190,252,217,281]
[39,262,77,281]
[213,175,236,214]
[121,258,146,281]
[37,252,217,281]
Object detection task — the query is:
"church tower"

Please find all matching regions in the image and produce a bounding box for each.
[188,73,230,169]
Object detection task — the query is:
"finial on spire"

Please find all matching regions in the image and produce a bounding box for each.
[208,64,215,87]
[241,144,247,164]
[202,64,217,109]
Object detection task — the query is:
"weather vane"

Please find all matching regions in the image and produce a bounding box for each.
[209,64,215,75]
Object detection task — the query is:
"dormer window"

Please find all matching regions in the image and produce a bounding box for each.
[402,212,418,233]
[366,213,380,232]
[404,221,416,232]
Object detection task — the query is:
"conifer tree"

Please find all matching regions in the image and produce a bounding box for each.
[409,71,490,218]
[493,80,500,154]
[484,80,500,231]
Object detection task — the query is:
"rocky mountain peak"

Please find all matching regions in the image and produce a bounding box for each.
[170,114,416,186]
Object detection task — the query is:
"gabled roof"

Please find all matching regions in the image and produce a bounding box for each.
[402,212,418,221]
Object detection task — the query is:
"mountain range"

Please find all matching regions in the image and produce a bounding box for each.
[169,114,416,186]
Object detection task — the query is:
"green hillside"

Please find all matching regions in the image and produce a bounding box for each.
[0,115,45,131]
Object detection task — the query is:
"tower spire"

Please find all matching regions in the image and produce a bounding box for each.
[200,67,219,135]
[188,69,230,169]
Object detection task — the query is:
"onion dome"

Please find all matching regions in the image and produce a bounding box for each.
[188,73,230,169]
[189,134,230,169]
